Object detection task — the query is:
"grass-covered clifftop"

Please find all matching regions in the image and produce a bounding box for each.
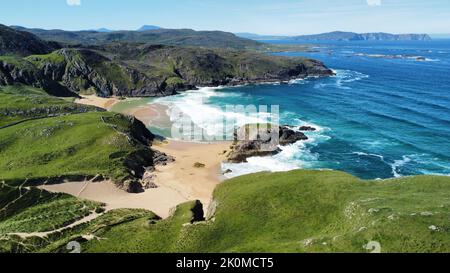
[3,170,448,253]
[0,85,95,127]
[79,171,450,253]
[0,85,157,190]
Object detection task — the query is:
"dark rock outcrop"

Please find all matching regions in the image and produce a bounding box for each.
[279,127,308,145]
[152,149,175,166]
[122,180,144,193]
[190,200,205,223]
[227,125,309,163]
[299,126,317,132]
[227,140,281,163]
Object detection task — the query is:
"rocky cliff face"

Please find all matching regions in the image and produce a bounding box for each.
[0,48,177,98]
[110,44,334,91]
[0,58,76,97]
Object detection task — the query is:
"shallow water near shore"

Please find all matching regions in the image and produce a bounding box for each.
[113,40,450,180]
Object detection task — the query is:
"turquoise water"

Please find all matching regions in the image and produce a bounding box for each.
[155,40,450,179]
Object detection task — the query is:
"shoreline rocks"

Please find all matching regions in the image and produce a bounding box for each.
[299,126,317,132]
[227,125,312,163]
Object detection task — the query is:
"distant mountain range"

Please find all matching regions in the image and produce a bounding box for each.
[292,31,432,41]
[234,32,289,40]
[90,28,114,33]
[236,31,432,41]
[9,25,264,50]
[137,25,162,31]
[87,25,162,32]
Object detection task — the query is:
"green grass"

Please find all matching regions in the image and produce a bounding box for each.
[75,170,450,253]
[0,193,99,234]
[0,180,101,236]
[82,201,202,253]
[0,111,150,184]
[25,51,65,67]
[0,85,157,252]
[92,62,133,90]
[35,209,158,253]
[0,85,150,185]
[165,76,185,87]
[1,170,449,253]
[0,56,37,70]
[0,85,91,127]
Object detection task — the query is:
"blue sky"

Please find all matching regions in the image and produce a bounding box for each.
[1,0,449,35]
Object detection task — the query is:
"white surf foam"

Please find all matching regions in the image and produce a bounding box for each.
[315,69,369,90]
[155,87,275,140]
[391,156,412,178]
[155,84,332,178]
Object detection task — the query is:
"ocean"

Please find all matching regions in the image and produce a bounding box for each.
[118,40,450,180]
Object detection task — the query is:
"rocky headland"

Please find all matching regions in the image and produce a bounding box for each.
[1,24,333,99]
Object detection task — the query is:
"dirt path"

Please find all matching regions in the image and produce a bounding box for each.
[7,211,102,239]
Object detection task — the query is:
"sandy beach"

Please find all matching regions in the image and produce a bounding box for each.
[48,96,232,218]
[40,140,230,218]
[75,95,121,111]
[152,140,231,209]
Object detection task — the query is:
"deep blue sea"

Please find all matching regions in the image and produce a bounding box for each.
[156,40,450,180]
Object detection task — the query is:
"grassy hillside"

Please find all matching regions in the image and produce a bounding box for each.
[0,85,155,188]
[0,111,155,185]
[0,84,167,252]
[82,171,450,253]
[11,27,265,50]
[4,170,447,253]
[0,24,59,56]
[0,85,95,127]
[0,185,100,235]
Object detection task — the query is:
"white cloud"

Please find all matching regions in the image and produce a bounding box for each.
[367,0,381,6]
[67,0,81,6]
